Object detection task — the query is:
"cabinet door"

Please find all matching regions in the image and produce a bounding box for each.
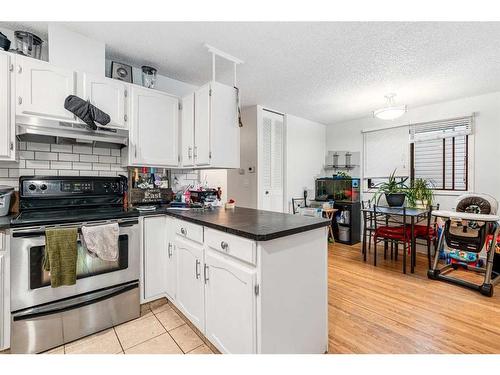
[131,86,178,167]
[16,56,76,120]
[165,217,176,301]
[0,52,14,160]
[194,84,211,166]
[204,250,256,353]
[260,110,284,213]
[175,236,204,331]
[79,73,128,128]
[181,93,195,167]
[143,216,167,300]
[0,253,4,350]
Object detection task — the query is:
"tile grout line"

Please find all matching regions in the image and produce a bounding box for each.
[150,307,186,354]
[113,327,125,354]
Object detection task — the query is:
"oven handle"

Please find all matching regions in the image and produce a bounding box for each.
[12,220,138,238]
[12,281,139,321]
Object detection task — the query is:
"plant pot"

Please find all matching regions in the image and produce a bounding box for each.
[385,193,406,207]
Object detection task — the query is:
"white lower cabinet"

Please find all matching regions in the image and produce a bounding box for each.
[0,232,10,351]
[143,216,168,301]
[165,217,177,301]
[175,236,205,331]
[204,250,256,354]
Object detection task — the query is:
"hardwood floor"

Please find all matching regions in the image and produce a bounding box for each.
[328,242,500,354]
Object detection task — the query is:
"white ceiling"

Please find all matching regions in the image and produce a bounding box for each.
[3,22,500,125]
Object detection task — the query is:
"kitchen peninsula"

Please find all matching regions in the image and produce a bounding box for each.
[140,206,330,354]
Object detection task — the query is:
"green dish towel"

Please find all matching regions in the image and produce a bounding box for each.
[43,227,78,288]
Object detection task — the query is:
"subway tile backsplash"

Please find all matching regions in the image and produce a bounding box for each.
[0,141,127,188]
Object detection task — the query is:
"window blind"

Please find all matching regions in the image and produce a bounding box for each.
[363,126,410,178]
[411,116,471,190]
[410,116,473,142]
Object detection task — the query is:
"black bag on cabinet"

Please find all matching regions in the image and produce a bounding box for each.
[64,95,111,130]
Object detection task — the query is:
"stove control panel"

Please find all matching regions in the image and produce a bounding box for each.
[21,176,125,197]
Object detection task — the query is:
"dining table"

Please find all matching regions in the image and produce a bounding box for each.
[361,206,429,274]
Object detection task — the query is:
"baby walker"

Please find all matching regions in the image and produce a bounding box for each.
[427,193,500,297]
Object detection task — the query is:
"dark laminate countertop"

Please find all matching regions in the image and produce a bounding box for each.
[1,207,330,241]
[160,207,330,241]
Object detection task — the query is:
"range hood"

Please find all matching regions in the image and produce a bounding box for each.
[16,115,128,149]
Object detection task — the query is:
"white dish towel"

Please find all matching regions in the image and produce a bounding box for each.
[81,223,119,262]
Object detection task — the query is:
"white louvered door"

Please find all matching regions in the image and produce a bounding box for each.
[259,110,284,212]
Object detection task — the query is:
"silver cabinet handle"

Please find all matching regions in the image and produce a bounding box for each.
[188,146,192,159]
[17,65,22,74]
[204,264,209,283]
[193,146,198,159]
[220,241,229,251]
[195,259,200,279]
[167,242,172,258]
[181,227,187,236]
[18,97,22,105]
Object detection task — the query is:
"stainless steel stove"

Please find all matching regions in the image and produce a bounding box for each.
[9,176,140,354]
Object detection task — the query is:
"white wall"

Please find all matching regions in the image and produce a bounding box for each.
[285,114,326,212]
[326,91,500,210]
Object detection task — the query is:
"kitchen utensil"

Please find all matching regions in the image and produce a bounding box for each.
[141,65,157,88]
[13,31,43,59]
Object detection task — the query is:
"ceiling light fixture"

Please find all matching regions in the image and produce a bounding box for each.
[373,93,407,120]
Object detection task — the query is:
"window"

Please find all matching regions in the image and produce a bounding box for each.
[410,116,472,191]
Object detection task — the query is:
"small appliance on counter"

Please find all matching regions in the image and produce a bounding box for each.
[128,167,173,209]
[111,61,133,83]
[0,185,14,216]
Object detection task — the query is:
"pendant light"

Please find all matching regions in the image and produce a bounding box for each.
[373,93,407,120]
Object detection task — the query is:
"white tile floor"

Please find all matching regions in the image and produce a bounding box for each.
[2,298,215,355]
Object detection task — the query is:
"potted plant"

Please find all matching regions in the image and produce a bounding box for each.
[407,178,434,208]
[372,169,409,207]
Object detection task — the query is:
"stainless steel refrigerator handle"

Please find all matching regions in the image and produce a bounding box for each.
[12,281,139,321]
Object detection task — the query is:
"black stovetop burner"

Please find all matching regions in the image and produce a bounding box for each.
[11,175,138,227]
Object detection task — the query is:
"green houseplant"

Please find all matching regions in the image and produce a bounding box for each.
[372,169,409,207]
[407,178,434,208]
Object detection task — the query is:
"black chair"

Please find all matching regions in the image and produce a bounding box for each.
[414,204,440,269]
[372,205,412,274]
[361,200,376,261]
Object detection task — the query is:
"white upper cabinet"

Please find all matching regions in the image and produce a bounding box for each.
[0,52,15,161]
[15,55,76,121]
[180,93,195,167]
[204,250,256,353]
[77,73,128,128]
[127,86,179,167]
[194,84,211,166]
[180,81,239,169]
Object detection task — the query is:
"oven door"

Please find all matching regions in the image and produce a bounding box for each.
[10,218,140,312]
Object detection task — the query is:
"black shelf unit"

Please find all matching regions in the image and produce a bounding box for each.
[333,201,361,245]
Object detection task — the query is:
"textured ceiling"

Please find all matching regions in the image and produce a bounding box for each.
[3,22,500,125]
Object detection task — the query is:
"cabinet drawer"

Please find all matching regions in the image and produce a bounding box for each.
[205,228,256,265]
[174,220,203,244]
